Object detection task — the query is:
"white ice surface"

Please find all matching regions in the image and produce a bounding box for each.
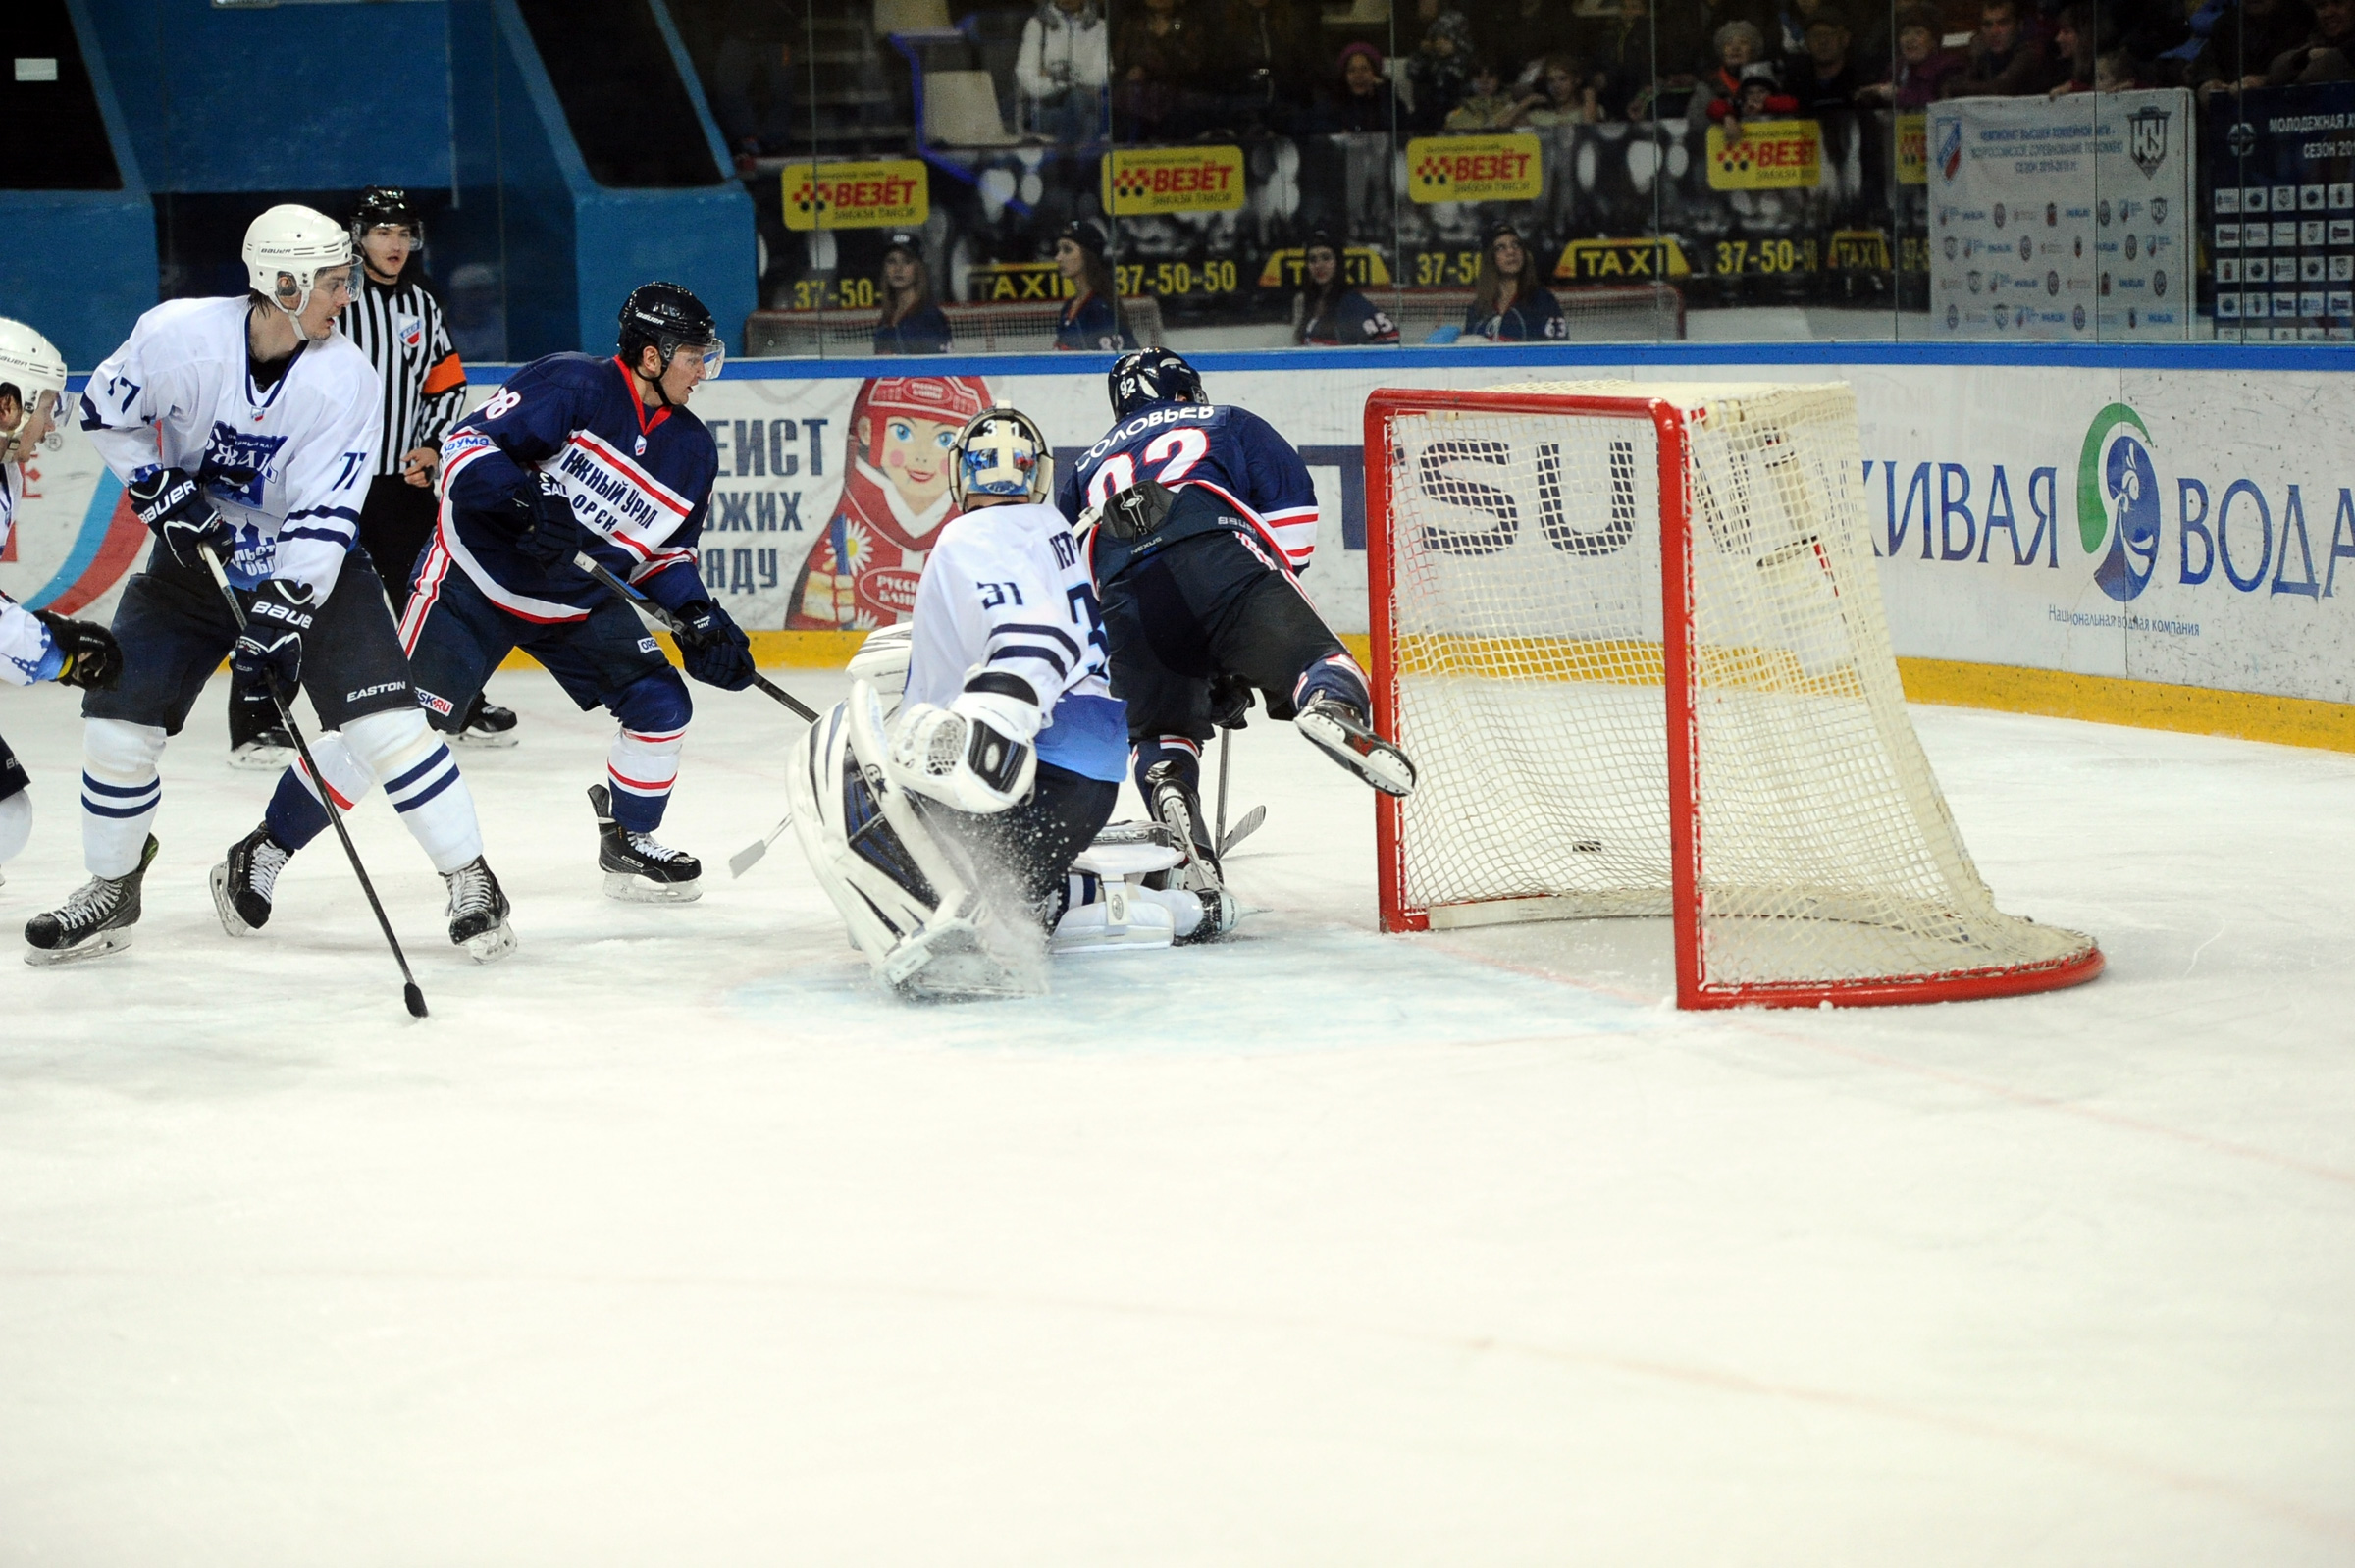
[1,669,2351,1565]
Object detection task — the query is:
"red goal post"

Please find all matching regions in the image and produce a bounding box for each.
[1363,382,2104,1010]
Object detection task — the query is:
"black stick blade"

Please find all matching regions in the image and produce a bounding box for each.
[404,983,429,1019]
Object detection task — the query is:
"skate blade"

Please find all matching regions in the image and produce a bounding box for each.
[23,927,134,967]
[602,870,703,904]
[458,918,520,964]
[1296,711,1418,797]
[208,862,263,937]
[886,919,1044,1000]
[449,729,519,750]
[227,746,295,773]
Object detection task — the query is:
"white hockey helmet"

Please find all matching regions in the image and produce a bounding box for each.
[948,402,1053,508]
[243,203,354,317]
[0,317,70,454]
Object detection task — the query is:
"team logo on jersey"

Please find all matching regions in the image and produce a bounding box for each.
[634,435,648,456]
[396,314,424,351]
[199,422,288,507]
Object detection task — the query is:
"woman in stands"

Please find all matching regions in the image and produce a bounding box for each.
[1294,230,1399,346]
[1052,220,1132,351]
[873,232,952,355]
[1321,42,1393,133]
[1463,221,1565,342]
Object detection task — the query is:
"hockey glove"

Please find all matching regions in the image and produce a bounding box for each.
[671,598,756,691]
[889,685,1040,814]
[1207,673,1255,731]
[511,474,583,570]
[32,610,123,691]
[127,466,233,570]
[231,578,318,695]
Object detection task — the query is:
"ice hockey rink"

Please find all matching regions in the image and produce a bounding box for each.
[1,665,2350,1565]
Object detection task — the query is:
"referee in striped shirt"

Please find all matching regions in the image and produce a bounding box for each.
[346,188,515,743]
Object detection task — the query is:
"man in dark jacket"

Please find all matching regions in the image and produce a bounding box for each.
[1945,0,2048,94]
[2268,0,2355,81]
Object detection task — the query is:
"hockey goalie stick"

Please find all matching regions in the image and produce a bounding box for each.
[728,812,792,879]
[199,548,429,1019]
[571,552,819,722]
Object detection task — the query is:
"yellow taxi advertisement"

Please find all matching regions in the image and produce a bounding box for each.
[1103,146,1246,215]
[1703,120,1822,190]
[1406,133,1544,204]
[782,159,928,231]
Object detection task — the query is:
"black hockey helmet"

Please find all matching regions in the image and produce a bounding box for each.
[1109,347,1204,419]
[350,186,423,244]
[618,281,724,390]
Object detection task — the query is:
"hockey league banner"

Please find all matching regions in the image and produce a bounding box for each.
[11,358,2355,712]
[1927,89,2195,340]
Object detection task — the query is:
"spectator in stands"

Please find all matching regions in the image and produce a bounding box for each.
[1295,230,1401,345]
[1518,54,1603,123]
[1322,40,1395,131]
[1052,220,1133,350]
[1710,59,1800,139]
[1856,5,1963,105]
[1218,0,1318,133]
[1017,0,1112,143]
[1946,0,2047,95]
[2268,0,2355,80]
[1112,0,1205,140]
[2187,0,2312,97]
[704,0,799,174]
[1790,12,1863,111]
[2045,3,2100,92]
[1446,59,1528,127]
[1593,0,1665,117]
[2094,47,2148,86]
[1701,20,1769,116]
[1464,221,1566,340]
[1771,0,1834,62]
[873,233,952,355]
[1656,0,1765,97]
[1405,8,1479,130]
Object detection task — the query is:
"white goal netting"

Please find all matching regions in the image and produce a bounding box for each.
[1373,380,2100,1007]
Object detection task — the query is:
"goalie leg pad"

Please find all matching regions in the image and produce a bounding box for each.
[787,684,1044,1001]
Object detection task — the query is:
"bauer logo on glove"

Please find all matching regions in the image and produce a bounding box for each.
[886,685,1039,815]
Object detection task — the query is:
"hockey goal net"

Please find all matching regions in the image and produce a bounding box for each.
[1365,381,2102,1009]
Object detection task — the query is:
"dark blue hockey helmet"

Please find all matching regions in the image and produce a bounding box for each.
[1108,347,1204,419]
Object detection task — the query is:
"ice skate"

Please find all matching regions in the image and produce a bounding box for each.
[24,834,158,966]
[444,855,516,962]
[1295,695,1418,798]
[1141,760,1224,893]
[228,726,296,772]
[452,692,518,749]
[210,823,293,935]
[588,783,702,903]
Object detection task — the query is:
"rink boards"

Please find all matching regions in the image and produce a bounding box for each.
[7,342,2354,749]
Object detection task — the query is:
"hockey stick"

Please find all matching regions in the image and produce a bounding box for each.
[200,548,429,1019]
[1212,725,1266,858]
[728,810,793,879]
[572,552,818,721]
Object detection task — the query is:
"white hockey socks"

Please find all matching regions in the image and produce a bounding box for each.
[80,718,165,877]
[0,789,30,867]
[605,726,684,834]
[266,710,483,874]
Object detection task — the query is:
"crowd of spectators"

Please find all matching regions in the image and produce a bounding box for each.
[980,0,2355,144]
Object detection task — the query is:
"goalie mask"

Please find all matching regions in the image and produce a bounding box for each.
[0,318,70,461]
[242,203,353,319]
[948,403,1053,507]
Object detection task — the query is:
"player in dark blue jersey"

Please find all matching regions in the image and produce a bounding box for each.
[1464,221,1568,341]
[1055,348,1417,904]
[265,284,757,906]
[1052,221,1134,352]
[1295,231,1400,346]
[872,232,953,355]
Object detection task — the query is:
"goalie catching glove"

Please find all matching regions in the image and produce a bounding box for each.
[887,681,1040,815]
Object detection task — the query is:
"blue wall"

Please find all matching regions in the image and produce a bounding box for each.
[79,0,453,193]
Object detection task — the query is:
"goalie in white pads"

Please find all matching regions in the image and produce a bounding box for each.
[789,403,1230,1000]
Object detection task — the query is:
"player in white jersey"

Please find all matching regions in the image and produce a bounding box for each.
[0,321,123,885]
[22,204,513,966]
[791,403,1230,1000]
